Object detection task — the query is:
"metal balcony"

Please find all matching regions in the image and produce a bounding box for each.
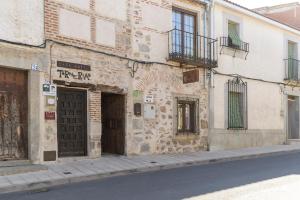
[220,37,249,59]
[168,29,218,68]
[285,58,300,81]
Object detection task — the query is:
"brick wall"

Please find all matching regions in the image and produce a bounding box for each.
[44,0,132,57]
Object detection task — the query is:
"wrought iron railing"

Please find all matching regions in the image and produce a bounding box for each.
[220,37,249,52]
[168,29,218,68]
[285,58,300,81]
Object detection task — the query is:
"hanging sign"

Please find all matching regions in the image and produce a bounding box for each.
[183,69,199,84]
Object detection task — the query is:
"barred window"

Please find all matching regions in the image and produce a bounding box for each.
[176,97,199,134]
[227,78,247,129]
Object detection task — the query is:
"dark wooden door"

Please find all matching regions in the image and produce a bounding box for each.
[57,88,87,157]
[101,93,125,155]
[0,68,28,160]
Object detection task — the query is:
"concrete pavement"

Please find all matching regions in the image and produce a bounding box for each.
[2,150,300,200]
[0,144,300,194]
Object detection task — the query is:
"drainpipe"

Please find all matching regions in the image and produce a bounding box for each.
[204,0,215,151]
[202,0,213,151]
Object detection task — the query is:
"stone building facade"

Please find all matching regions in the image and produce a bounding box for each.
[38,0,212,163]
[3,0,300,164]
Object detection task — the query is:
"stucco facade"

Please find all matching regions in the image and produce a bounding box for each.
[0,0,46,163]
[209,0,300,150]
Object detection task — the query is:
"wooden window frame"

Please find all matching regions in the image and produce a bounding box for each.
[176,97,199,134]
[172,7,197,57]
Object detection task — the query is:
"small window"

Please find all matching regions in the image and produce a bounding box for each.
[228,20,241,48]
[176,98,199,134]
[227,78,247,129]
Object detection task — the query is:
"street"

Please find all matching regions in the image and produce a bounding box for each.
[1,152,300,200]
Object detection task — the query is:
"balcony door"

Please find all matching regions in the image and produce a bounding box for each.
[172,8,196,58]
[288,41,298,80]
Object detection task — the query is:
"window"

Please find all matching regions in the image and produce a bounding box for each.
[172,8,196,57]
[287,41,298,80]
[227,78,247,129]
[176,98,199,134]
[228,20,241,48]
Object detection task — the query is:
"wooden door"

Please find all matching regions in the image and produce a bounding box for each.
[0,68,28,160]
[57,88,87,157]
[101,93,125,155]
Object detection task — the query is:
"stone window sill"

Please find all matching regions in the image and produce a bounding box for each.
[174,133,200,141]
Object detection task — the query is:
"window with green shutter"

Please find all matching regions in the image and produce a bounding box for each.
[228,21,241,48]
[227,78,247,129]
[287,41,298,80]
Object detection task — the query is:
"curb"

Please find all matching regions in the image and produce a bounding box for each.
[1,148,300,194]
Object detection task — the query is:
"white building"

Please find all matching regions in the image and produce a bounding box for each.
[209,0,300,150]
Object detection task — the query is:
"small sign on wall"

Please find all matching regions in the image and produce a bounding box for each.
[43,84,57,96]
[46,96,56,106]
[144,95,154,103]
[45,111,56,120]
[31,64,39,71]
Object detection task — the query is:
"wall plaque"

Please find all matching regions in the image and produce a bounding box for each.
[45,111,56,120]
[183,69,199,84]
[43,84,57,96]
[57,61,91,71]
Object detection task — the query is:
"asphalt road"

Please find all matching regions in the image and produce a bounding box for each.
[2,152,300,200]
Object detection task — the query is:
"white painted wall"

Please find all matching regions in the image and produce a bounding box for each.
[211,3,292,134]
[214,4,300,83]
[59,8,91,41]
[57,0,90,10]
[0,0,44,45]
[95,0,127,21]
[96,19,116,47]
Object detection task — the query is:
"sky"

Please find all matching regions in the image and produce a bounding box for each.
[229,0,299,9]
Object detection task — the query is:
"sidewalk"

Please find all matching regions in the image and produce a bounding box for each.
[1,144,300,194]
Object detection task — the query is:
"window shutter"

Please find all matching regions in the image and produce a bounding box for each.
[228,22,241,47]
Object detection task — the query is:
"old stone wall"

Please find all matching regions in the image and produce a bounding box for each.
[129,65,209,155]
[41,0,210,161]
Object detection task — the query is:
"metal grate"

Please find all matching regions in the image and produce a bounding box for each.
[227,77,248,130]
[168,29,218,68]
[220,36,249,52]
[284,58,300,81]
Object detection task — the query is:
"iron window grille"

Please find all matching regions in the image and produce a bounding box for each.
[227,77,248,130]
[176,97,199,134]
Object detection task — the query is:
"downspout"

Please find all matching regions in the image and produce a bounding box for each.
[203,0,213,151]
[206,0,215,151]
